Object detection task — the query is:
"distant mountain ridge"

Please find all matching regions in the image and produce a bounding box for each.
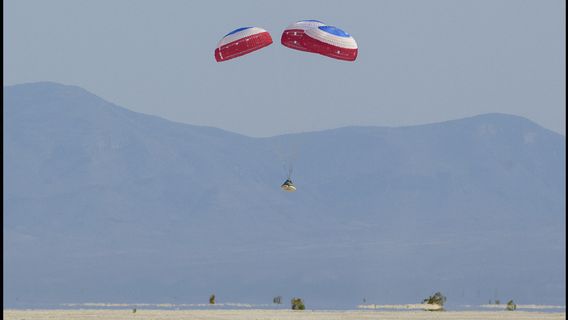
[3,82,566,307]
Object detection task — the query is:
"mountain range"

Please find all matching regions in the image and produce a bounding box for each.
[3,82,565,307]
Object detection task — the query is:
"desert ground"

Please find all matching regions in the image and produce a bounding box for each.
[3,309,566,320]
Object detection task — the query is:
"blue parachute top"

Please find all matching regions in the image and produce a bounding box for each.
[319,26,351,37]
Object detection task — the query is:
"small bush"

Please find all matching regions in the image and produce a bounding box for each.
[506,300,517,311]
[422,292,446,306]
[291,297,305,310]
[209,294,216,304]
[422,292,446,311]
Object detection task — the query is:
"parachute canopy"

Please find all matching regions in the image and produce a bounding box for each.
[281,20,326,52]
[281,21,358,61]
[303,25,358,61]
[215,27,273,62]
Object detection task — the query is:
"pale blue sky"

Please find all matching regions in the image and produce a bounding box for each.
[4,0,566,137]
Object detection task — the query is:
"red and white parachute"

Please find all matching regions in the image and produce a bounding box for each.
[282,20,358,61]
[214,27,273,62]
[302,25,358,61]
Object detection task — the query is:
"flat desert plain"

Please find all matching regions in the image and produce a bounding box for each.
[3,309,566,320]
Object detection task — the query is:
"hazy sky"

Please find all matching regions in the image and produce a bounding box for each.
[4,0,566,137]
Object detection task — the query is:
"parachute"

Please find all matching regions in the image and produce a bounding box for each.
[215,22,358,191]
[281,20,326,52]
[215,27,273,62]
[281,21,358,61]
[303,25,358,61]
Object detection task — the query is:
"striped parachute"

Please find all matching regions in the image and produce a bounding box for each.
[304,26,358,61]
[281,21,358,61]
[215,27,273,62]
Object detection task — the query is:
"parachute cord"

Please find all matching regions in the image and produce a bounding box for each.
[282,161,286,172]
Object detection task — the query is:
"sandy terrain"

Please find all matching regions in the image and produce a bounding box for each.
[3,309,566,320]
